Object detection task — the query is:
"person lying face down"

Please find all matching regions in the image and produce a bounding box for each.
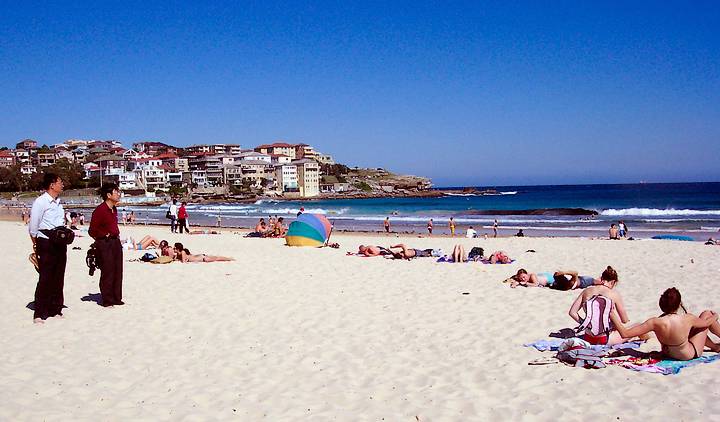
[387,244,434,259]
[611,287,720,360]
[172,242,234,263]
[357,245,393,257]
[552,267,615,291]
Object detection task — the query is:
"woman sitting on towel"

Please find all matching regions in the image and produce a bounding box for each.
[568,266,634,345]
[610,287,720,360]
[173,242,234,263]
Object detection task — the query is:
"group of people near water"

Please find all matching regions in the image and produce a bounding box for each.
[512,266,720,361]
[609,220,629,239]
[384,216,501,238]
[245,216,287,238]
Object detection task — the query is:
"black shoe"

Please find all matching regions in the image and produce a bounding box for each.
[114,301,125,306]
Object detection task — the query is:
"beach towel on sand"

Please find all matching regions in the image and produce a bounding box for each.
[524,338,642,352]
[150,256,173,264]
[480,259,515,264]
[609,353,720,375]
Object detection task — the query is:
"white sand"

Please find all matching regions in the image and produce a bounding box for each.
[3,220,720,420]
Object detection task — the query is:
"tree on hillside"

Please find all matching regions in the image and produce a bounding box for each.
[46,159,85,188]
[0,165,25,191]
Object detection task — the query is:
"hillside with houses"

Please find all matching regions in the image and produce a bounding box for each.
[0,139,432,200]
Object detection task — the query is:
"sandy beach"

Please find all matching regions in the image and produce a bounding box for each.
[3,219,720,420]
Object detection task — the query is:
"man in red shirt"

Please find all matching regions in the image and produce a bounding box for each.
[177,201,189,234]
[89,183,124,307]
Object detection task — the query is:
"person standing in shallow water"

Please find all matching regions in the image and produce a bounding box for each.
[449,217,456,237]
[427,218,433,235]
[384,217,390,233]
[89,183,124,307]
[493,219,499,238]
[28,172,67,324]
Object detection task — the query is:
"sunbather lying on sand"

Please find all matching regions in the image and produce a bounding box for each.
[552,270,605,290]
[510,269,555,288]
[123,235,160,250]
[487,251,512,264]
[173,242,234,263]
[387,244,434,260]
[611,287,720,360]
[357,245,392,257]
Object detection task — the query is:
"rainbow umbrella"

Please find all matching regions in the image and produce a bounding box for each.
[286,214,332,247]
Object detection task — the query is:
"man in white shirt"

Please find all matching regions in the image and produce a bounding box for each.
[466,226,477,238]
[168,199,178,233]
[28,173,67,324]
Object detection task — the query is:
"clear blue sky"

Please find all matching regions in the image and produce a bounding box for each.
[1,1,718,186]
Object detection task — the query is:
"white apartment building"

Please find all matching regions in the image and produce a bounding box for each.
[255,142,296,159]
[294,159,320,197]
[118,171,139,190]
[37,152,57,167]
[236,151,272,163]
[185,144,242,155]
[137,166,167,191]
[275,164,298,191]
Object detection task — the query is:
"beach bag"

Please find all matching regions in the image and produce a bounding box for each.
[557,348,606,369]
[40,226,75,245]
[165,209,172,219]
[140,252,159,262]
[468,247,484,260]
[576,295,614,336]
[86,243,98,276]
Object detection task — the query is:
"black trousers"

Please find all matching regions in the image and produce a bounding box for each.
[34,238,67,319]
[96,237,123,305]
[178,218,187,233]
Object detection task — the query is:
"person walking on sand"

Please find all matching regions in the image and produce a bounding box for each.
[177,202,189,234]
[449,217,456,237]
[384,217,390,233]
[89,183,125,308]
[493,219,499,238]
[168,199,178,233]
[427,218,433,235]
[28,172,68,324]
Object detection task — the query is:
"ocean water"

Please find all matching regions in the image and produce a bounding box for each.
[118,183,720,239]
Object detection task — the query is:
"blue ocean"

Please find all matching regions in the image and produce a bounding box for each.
[122,183,720,238]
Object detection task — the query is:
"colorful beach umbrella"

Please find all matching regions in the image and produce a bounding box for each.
[285,214,332,247]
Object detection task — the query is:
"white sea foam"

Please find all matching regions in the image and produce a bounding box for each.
[601,208,720,217]
[443,191,518,197]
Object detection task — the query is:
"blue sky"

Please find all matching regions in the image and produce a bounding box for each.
[1,1,718,186]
